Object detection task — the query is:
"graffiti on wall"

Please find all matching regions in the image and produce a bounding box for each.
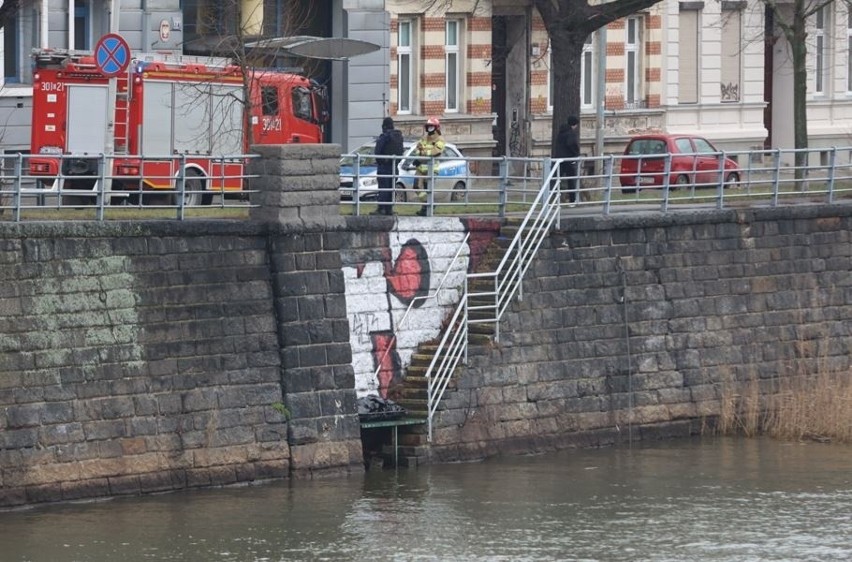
[342,218,500,398]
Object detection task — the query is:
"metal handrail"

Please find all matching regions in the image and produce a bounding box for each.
[426,292,469,442]
[467,163,563,341]
[425,161,567,440]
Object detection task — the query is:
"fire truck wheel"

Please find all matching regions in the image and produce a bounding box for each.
[174,170,210,206]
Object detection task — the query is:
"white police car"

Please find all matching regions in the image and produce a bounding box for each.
[340,141,470,202]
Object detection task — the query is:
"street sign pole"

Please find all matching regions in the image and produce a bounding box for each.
[95,16,129,199]
[103,3,123,195]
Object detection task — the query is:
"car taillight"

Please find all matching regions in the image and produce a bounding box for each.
[31,163,51,173]
[117,165,140,175]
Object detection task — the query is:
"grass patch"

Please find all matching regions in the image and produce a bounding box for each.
[714,369,852,444]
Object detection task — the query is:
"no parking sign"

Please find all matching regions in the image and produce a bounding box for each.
[94,33,131,77]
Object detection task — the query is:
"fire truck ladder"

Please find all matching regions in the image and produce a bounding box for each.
[113,80,130,155]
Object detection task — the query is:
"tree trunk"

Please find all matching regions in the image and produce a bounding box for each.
[549,31,586,150]
[791,3,808,183]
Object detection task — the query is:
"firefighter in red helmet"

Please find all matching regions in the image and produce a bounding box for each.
[413,116,446,216]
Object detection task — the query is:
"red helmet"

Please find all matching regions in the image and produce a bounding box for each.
[425,117,441,130]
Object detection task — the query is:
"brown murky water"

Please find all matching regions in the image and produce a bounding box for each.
[0,437,849,561]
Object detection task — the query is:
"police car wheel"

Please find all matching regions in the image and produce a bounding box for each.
[450,181,466,202]
[394,182,408,203]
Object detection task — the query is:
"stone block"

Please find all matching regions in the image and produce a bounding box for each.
[289,439,363,473]
[287,419,319,445]
[24,483,63,504]
[61,478,110,501]
[138,470,187,493]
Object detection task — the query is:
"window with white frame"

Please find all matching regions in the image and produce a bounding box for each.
[445,19,462,112]
[678,6,700,104]
[625,17,641,107]
[397,19,414,114]
[720,4,742,102]
[73,1,91,50]
[848,10,852,92]
[548,34,595,109]
[548,51,553,111]
[815,6,828,94]
[582,34,594,107]
[2,7,20,84]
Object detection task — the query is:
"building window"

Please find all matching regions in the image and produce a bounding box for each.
[445,19,462,112]
[582,33,594,107]
[398,19,414,114]
[848,11,852,92]
[547,51,553,111]
[625,17,641,107]
[678,6,700,104]
[263,0,285,36]
[2,7,20,83]
[815,6,828,94]
[720,6,742,102]
[74,1,91,50]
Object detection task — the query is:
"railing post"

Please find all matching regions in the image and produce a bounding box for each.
[661,154,672,213]
[427,158,436,215]
[717,151,726,209]
[353,154,361,215]
[772,149,782,207]
[603,157,614,215]
[175,154,188,220]
[827,147,837,204]
[96,154,106,221]
[498,157,508,219]
[12,153,23,222]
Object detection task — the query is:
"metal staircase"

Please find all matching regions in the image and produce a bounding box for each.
[396,165,566,443]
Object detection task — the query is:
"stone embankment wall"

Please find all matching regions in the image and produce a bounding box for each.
[430,206,852,460]
[0,145,366,508]
[0,222,292,506]
[2,141,851,507]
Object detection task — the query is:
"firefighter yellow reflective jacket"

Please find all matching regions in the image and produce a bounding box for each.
[415,133,446,175]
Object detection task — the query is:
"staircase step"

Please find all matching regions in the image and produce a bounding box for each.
[469,323,496,336]
[399,409,428,420]
[403,375,428,387]
[401,388,428,400]
[468,333,493,347]
[398,444,430,457]
[397,398,428,411]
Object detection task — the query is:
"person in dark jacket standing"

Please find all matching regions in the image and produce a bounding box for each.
[553,115,581,206]
[373,117,405,215]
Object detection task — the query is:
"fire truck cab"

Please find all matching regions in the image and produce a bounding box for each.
[29,50,328,205]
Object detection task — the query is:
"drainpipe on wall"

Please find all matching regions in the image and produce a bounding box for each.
[594,26,607,172]
[40,0,49,48]
[67,0,74,49]
[142,0,149,50]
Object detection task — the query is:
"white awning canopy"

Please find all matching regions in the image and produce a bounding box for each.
[245,36,380,61]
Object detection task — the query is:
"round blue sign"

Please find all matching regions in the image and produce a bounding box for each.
[95,33,131,77]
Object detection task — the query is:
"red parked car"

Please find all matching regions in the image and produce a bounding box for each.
[619,134,740,193]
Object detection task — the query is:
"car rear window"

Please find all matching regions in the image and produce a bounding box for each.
[627,139,667,155]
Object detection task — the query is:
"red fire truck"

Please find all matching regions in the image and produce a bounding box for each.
[29,49,328,205]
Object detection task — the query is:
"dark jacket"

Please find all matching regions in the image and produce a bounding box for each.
[554,124,580,159]
[375,129,404,174]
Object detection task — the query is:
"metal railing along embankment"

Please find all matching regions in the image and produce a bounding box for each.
[341,145,852,217]
[0,152,257,221]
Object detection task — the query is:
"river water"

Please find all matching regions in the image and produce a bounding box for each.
[0,437,849,562]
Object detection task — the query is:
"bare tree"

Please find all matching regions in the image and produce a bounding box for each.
[534,0,664,148]
[763,0,837,175]
[183,0,319,145]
